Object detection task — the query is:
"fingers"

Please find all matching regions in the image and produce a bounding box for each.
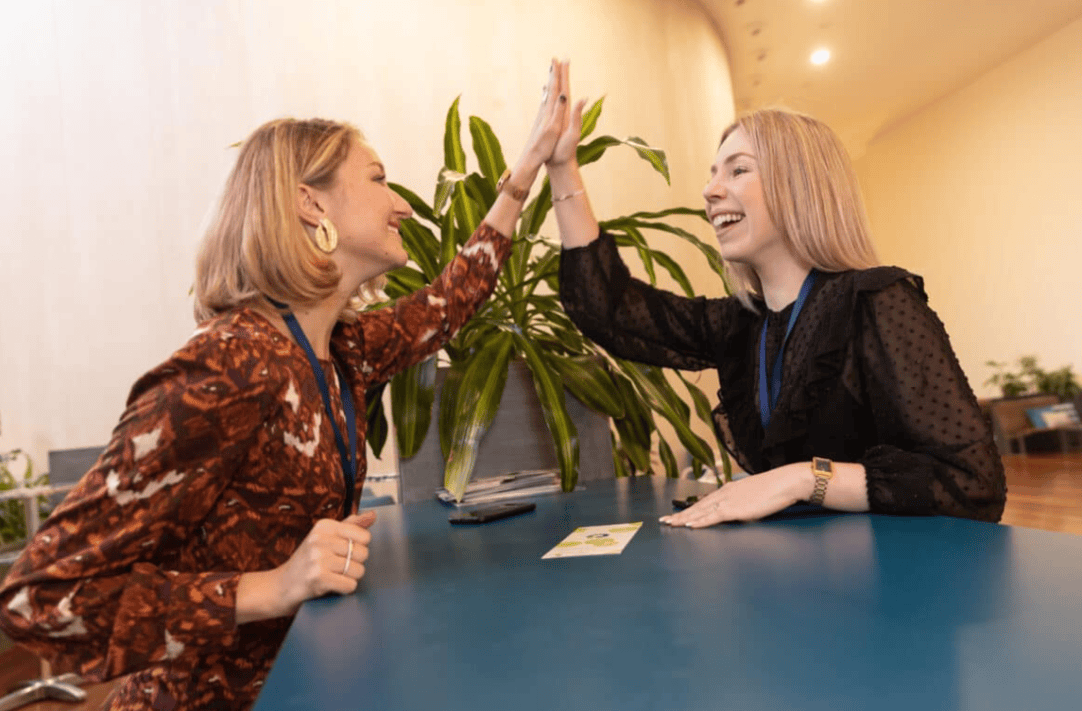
[659,496,724,528]
[346,510,378,529]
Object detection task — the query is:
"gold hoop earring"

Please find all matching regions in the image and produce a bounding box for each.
[313,218,338,253]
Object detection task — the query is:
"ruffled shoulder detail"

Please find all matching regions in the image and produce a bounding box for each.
[760,267,919,455]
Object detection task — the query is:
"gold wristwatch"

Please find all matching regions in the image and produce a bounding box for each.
[809,457,834,505]
[496,169,529,202]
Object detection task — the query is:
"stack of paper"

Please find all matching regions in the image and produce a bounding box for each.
[436,469,573,506]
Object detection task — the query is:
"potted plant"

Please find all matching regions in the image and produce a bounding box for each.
[1,448,48,551]
[366,97,730,501]
[985,356,1082,399]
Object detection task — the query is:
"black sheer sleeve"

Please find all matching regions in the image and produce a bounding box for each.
[559,232,742,371]
[857,279,1006,522]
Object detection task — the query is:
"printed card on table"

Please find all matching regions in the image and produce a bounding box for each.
[542,522,643,559]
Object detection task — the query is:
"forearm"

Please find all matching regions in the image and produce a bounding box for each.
[236,569,292,625]
[548,162,599,248]
[483,159,542,238]
[777,460,870,512]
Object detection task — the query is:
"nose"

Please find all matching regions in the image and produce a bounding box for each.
[702,173,726,203]
[394,191,413,219]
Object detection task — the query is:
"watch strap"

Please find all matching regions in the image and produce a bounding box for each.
[809,457,834,506]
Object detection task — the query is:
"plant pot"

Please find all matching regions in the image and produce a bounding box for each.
[397,360,615,504]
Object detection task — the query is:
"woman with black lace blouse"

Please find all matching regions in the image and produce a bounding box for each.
[548,82,1005,526]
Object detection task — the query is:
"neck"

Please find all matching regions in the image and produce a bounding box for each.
[755,255,814,312]
[259,292,350,360]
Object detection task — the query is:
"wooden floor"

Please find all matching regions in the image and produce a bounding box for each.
[2,452,1080,709]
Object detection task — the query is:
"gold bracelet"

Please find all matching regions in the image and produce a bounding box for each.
[552,188,585,203]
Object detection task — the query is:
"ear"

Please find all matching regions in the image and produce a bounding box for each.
[296,184,326,228]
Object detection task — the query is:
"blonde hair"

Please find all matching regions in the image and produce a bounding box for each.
[719,108,879,309]
[194,118,384,324]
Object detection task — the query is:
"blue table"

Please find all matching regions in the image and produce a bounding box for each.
[255,476,1082,710]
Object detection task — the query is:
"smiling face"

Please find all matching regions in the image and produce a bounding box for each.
[304,140,413,284]
[702,127,787,270]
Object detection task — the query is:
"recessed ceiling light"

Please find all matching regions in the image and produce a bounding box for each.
[810,48,831,65]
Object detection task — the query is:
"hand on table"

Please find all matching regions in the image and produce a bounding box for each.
[271,510,377,614]
[660,464,809,528]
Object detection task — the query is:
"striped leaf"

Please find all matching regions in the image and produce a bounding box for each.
[468,115,507,188]
[391,356,438,459]
[579,96,605,140]
[658,438,679,479]
[546,355,625,418]
[434,166,466,216]
[397,218,441,282]
[512,332,580,493]
[441,333,516,501]
[625,136,670,185]
[443,96,467,173]
[384,266,427,298]
[615,361,715,465]
[365,383,389,458]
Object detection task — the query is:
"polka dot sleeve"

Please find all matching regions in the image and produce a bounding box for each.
[857,280,1006,521]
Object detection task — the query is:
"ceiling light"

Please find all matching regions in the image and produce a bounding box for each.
[810,48,831,65]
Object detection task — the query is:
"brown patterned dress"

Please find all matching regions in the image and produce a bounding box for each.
[0,223,511,710]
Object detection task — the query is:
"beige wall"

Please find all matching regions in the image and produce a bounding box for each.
[855,16,1082,399]
[0,0,733,477]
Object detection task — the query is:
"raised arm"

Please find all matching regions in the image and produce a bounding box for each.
[545,61,600,249]
[348,60,572,384]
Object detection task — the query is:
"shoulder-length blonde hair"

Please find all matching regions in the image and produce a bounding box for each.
[193,117,383,324]
[720,108,879,309]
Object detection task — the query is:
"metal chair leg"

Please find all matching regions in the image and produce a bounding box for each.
[0,673,86,710]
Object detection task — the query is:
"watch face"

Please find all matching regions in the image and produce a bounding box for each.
[813,458,833,474]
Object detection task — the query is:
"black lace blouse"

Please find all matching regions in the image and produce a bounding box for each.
[559,233,1006,523]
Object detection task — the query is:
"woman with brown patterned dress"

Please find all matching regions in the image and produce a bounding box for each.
[0,61,574,711]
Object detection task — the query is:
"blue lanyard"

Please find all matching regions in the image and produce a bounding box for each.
[268,300,358,516]
[758,270,817,430]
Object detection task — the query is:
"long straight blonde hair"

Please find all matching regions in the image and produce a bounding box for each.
[194,118,381,324]
[720,109,879,309]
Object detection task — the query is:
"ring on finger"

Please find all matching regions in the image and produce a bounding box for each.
[342,539,353,575]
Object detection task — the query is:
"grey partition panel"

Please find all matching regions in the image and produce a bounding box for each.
[398,361,614,504]
[46,446,105,507]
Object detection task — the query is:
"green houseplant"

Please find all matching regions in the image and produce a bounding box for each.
[366,97,731,501]
[1,448,49,547]
[985,356,1082,399]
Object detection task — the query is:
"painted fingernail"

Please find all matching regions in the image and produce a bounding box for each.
[559,95,567,103]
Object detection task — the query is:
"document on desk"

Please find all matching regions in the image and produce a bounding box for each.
[542,522,643,559]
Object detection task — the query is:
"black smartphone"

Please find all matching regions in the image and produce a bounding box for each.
[448,501,537,525]
[672,495,699,511]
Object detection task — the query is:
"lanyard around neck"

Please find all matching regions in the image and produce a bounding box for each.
[758,270,817,430]
[267,300,358,516]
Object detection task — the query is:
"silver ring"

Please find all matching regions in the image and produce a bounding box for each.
[342,539,353,575]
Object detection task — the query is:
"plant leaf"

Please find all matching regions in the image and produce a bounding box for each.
[468,115,507,188]
[384,266,428,298]
[579,96,605,140]
[434,167,466,215]
[615,360,715,465]
[365,383,389,458]
[442,332,516,500]
[649,250,695,298]
[577,135,622,167]
[391,356,438,459]
[512,332,580,493]
[443,96,467,173]
[658,438,679,478]
[546,355,625,418]
[397,219,441,281]
[390,182,438,225]
[626,136,670,185]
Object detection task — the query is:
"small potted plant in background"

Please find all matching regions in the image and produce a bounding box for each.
[985,356,1081,399]
[366,96,731,501]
